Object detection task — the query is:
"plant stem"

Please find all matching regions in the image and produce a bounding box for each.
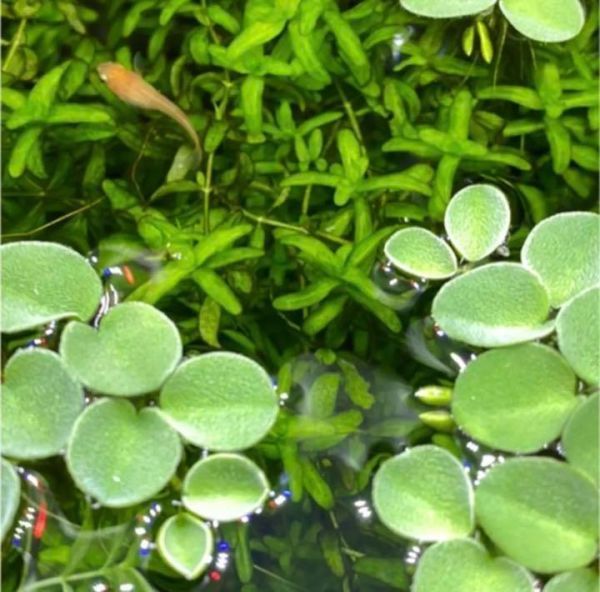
[3,19,27,73]
[202,152,214,234]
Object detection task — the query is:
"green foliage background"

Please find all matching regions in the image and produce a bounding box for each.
[1,0,598,590]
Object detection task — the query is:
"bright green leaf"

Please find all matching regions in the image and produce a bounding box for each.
[183,454,269,521]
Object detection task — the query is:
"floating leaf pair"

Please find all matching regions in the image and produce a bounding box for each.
[400,0,585,43]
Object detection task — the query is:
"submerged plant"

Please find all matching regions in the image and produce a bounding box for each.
[1,0,598,590]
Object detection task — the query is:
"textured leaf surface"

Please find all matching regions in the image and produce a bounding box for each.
[157,513,213,580]
[475,458,598,573]
[372,446,474,541]
[400,0,495,18]
[384,228,457,280]
[444,184,510,262]
[499,0,584,42]
[521,212,600,308]
[2,349,84,459]
[562,393,599,487]
[453,344,577,453]
[1,241,102,333]
[160,352,278,451]
[413,539,534,592]
[60,302,182,397]
[432,263,553,347]
[183,454,269,521]
[67,399,181,507]
[556,287,600,385]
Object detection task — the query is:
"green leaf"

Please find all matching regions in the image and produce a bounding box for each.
[432,263,553,347]
[194,225,253,266]
[372,446,474,541]
[227,19,287,62]
[157,513,213,580]
[160,352,279,451]
[338,359,375,410]
[60,302,182,397]
[303,295,348,335]
[7,62,69,128]
[499,0,584,42]
[192,268,242,315]
[183,453,269,521]
[477,86,543,110]
[475,458,598,573]
[1,241,103,334]
[556,287,599,385]
[274,278,340,311]
[150,180,200,202]
[46,104,112,125]
[357,172,432,196]
[279,234,340,272]
[452,344,577,453]
[384,228,458,280]
[299,457,334,509]
[199,297,221,348]
[8,126,43,178]
[305,373,340,418]
[400,0,495,18]
[444,184,511,262]
[1,460,21,541]
[562,393,599,487]
[521,212,600,308]
[67,399,182,507]
[413,539,535,592]
[544,569,600,592]
[2,349,84,460]
[354,557,409,589]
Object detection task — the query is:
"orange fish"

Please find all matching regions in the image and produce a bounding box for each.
[97,62,201,157]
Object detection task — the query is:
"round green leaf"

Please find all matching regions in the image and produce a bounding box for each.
[60,302,182,397]
[521,212,600,308]
[1,460,20,541]
[475,458,598,573]
[432,262,553,347]
[413,539,534,592]
[562,393,599,487]
[372,445,474,541]
[182,453,269,522]
[384,228,457,280]
[444,184,510,262]
[544,569,600,592]
[160,352,278,451]
[453,344,577,453]
[66,399,182,507]
[1,241,102,334]
[499,0,584,42]
[1,348,84,460]
[556,287,599,385]
[400,0,496,18]
[157,513,213,580]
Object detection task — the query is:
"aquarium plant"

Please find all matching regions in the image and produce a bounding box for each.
[1,0,598,590]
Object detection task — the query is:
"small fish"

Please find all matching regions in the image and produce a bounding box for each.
[97,62,201,158]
